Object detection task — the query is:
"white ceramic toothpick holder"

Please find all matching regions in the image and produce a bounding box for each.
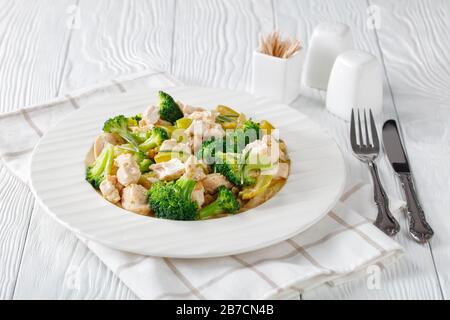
[251,49,305,104]
[302,22,353,90]
[326,50,383,121]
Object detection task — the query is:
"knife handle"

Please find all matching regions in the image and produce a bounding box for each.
[398,173,434,243]
[368,161,400,236]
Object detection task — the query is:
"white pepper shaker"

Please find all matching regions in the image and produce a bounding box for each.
[302,22,353,90]
[326,50,383,121]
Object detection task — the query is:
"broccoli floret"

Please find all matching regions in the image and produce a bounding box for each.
[242,119,261,141]
[197,121,261,161]
[223,121,260,154]
[158,91,183,124]
[139,127,169,152]
[196,137,224,164]
[131,130,152,144]
[198,186,240,219]
[86,143,114,189]
[214,151,271,187]
[138,158,153,173]
[197,130,256,162]
[213,152,252,187]
[133,151,154,173]
[128,114,142,127]
[148,177,198,221]
[224,129,247,153]
[103,115,141,151]
[131,114,142,122]
[114,145,153,173]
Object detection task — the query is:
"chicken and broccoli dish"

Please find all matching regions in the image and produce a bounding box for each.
[85,91,290,220]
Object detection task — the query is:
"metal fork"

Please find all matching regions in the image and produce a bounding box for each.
[350,109,400,236]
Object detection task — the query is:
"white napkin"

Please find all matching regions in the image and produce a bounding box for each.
[0,69,405,299]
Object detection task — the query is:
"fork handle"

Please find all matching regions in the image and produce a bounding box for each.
[398,173,433,243]
[368,161,400,236]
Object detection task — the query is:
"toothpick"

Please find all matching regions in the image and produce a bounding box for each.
[259,32,301,59]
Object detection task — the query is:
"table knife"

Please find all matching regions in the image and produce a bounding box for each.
[382,119,434,243]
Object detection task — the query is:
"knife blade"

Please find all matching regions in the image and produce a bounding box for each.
[382,120,434,243]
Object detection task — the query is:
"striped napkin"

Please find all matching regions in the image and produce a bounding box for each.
[0,69,405,299]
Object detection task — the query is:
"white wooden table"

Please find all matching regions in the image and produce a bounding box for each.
[0,0,448,299]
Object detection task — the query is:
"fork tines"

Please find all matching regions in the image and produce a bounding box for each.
[350,108,379,153]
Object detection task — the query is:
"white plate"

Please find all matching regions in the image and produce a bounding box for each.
[30,87,346,258]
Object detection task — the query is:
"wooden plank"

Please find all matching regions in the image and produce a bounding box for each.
[59,0,175,92]
[13,0,175,299]
[13,206,137,299]
[171,0,274,90]
[0,0,75,299]
[370,0,450,298]
[0,166,34,299]
[0,0,75,111]
[273,0,442,299]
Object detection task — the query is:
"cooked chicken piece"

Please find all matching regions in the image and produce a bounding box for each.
[263,134,288,161]
[94,133,123,158]
[99,175,121,204]
[121,184,151,216]
[142,105,160,127]
[172,142,192,155]
[189,134,203,154]
[130,125,149,134]
[178,101,205,116]
[115,180,125,192]
[203,122,225,140]
[185,120,205,153]
[150,158,185,181]
[279,142,289,162]
[185,119,204,136]
[156,119,173,127]
[242,139,270,163]
[138,171,160,189]
[185,119,225,153]
[257,135,288,162]
[203,193,215,206]
[243,139,264,153]
[187,110,216,123]
[275,163,289,179]
[261,162,289,180]
[184,155,207,181]
[159,139,178,151]
[261,134,272,145]
[115,153,133,167]
[191,182,205,208]
[202,173,232,194]
[114,154,141,186]
[262,134,281,149]
[138,119,149,128]
[243,136,280,165]
[159,138,192,155]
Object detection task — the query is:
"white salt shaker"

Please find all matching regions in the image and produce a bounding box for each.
[252,49,306,104]
[326,50,383,121]
[302,22,353,90]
